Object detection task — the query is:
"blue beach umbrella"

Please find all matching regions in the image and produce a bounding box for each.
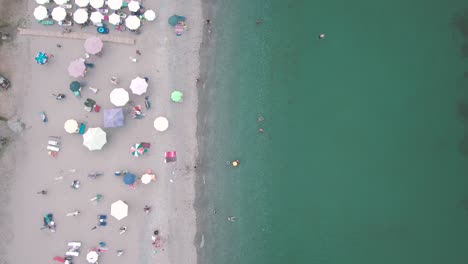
[123,173,136,185]
[35,52,49,65]
[103,108,124,128]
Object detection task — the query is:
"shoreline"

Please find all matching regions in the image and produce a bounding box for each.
[1,0,202,263]
[194,0,217,261]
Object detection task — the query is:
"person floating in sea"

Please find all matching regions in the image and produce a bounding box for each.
[226,216,236,222]
[232,160,240,167]
[319,33,326,39]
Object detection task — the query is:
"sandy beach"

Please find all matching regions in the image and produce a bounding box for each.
[0,0,202,263]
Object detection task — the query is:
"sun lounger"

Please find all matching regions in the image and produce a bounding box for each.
[48,140,59,146]
[65,251,79,257]
[79,123,86,134]
[47,145,60,152]
[68,242,81,247]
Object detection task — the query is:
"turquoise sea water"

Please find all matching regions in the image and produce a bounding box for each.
[198,0,468,263]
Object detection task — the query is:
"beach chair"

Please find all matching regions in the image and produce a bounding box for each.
[141,142,151,151]
[164,151,177,163]
[47,145,60,152]
[48,140,59,146]
[40,20,54,25]
[53,256,65,263]
[98,215,107,226]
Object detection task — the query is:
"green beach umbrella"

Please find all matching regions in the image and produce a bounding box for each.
[171,91,183,102]
[168,15,185,26]
[69,81,81,92]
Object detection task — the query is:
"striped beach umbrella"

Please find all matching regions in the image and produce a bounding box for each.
[35,52,49,65]
[130,143,145,157]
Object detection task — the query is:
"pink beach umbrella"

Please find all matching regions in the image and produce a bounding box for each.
[84,37,103,55]
[68,59,86,78]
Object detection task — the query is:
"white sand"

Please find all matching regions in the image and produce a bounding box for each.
[0,0,202,263]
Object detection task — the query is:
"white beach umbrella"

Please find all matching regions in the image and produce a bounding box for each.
[64,119,79,133]
[107,0,122,10]
[90,0,104,8]
[111,200,128,220]
[141,173,155,184]
[54,0,68,4]
[36,0,50,4]
[82,127,107,151]
[144,10,156,21]
[51,6,66,21]
[75,0,89,7]
[110,88,129,106]
[129,77,148,95]
[86,251,99,263]
[154,117,169,132]
[125,15,140,30]
[108,13,121,25]
[73,8,88,24]
[128,0,140,12]
[34,5,48,20]
[90,11,104,24]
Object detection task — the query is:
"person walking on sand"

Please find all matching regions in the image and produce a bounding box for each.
[66,211,80,216]
[136,50,141,55]
[110,77,119,85]
[37,190,47,195]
